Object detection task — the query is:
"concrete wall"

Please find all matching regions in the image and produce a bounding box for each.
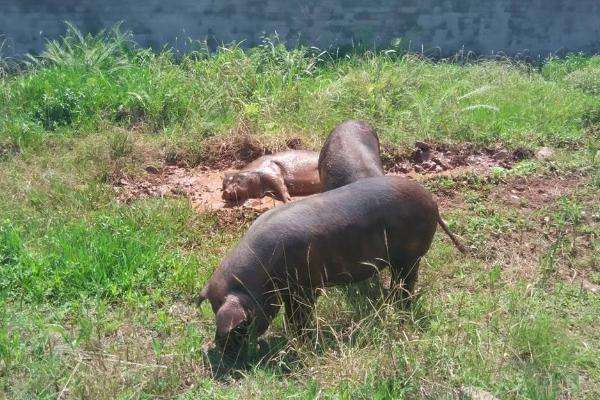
[1,1,599,57]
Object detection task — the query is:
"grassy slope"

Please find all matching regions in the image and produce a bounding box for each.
[1,26,599,399]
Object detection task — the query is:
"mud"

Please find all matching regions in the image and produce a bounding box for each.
[113,141,534,214]
[200,134,270,170]
[113,165,288,213]
[382,141,533,176]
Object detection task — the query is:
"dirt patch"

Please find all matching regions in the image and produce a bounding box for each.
[114,141,535,216]
[382,141,533,176]
[478,172,598,290]
[113,165,291,213]
[195,118,310,170]
[484,223,598,292]
[489,172,585,210]
[200,134,270,170]
[210,207,263,230]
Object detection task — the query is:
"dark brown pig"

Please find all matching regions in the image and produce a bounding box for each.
[318,120,384,191]
[199,176,466,352]
[222,150,321,204]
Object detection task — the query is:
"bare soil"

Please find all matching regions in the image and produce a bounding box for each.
[382,141,533,176]
[481,172,597,291]
[113,140,535,213]
[489,173,584,210]
[113,165,287,213]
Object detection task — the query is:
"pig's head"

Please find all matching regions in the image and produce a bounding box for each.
[198,285,272,354]
[221,172,261,203]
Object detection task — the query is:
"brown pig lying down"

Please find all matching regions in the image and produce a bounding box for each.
[200,176,466,352]
[318,119,384,191]
[222,150,321,204]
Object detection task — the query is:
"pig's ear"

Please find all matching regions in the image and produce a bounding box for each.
[215,294,249,337]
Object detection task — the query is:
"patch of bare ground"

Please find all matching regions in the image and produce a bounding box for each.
[382,141,533,176]
[112,140,534,216]
[112,165,288,214]
[488,173,586,210]
[197,119,312,170]
[478,172,598,291]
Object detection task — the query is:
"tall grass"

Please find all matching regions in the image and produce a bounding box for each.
[1,23,599,157]
[0,40,8,78]
[26,22,134,71]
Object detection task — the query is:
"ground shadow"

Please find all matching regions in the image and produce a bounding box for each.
[201,335,298,380]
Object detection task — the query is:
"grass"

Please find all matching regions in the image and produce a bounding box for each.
[1,24,599,399]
